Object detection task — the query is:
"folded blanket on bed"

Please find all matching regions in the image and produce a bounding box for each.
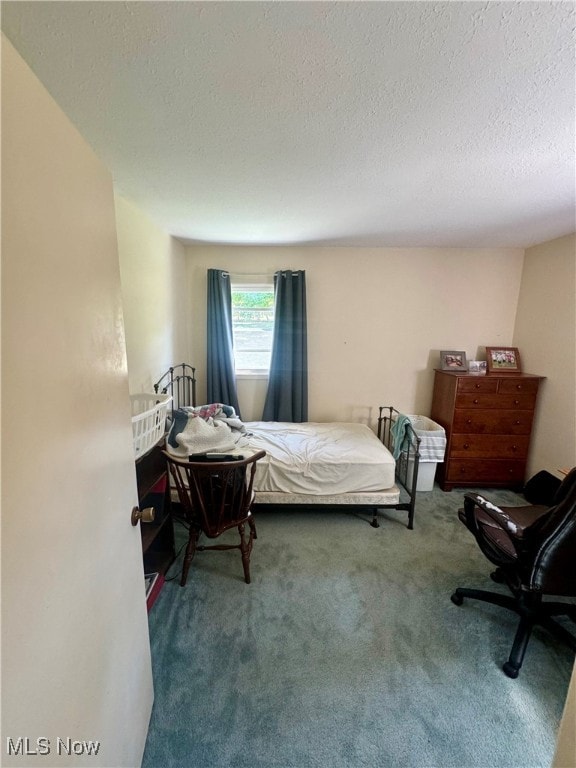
[166,403,246,457]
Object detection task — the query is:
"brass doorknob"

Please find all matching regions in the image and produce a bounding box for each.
[131,506,155,526]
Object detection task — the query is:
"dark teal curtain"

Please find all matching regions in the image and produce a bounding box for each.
[262,270,308,422]
[206,269,241,416]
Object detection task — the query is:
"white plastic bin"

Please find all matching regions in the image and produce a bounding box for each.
[130,393,172,458]
[405,415,446,492]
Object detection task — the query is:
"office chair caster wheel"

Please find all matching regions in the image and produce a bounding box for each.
[502,661,520,679]
[450,591,463,606]
[490,568,506,584]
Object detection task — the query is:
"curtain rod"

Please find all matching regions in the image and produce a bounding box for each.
[228,272,274,279]
[226,270,303,277]
[217,270,304,279]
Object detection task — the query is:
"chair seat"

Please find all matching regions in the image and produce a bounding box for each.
[458,503,549,535]
[458,503,550,561]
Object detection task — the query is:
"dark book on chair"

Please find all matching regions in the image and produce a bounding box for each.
[188,453,244,462]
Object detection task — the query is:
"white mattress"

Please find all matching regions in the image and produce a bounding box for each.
[238,421,396,495]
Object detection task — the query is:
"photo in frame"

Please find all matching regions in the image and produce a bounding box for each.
[485,347,522,373]
[440,350,467,371]
[468,360,487,375]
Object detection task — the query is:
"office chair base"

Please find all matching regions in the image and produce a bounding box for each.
[451,586,576,678]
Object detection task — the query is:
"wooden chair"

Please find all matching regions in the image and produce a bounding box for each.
[164,450,266,585]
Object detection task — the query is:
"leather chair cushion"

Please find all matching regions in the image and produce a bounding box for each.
[458,503,551,561]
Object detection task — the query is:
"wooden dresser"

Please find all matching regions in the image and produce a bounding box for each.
[430,370,543,491]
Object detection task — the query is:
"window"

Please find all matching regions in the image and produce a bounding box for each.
[231,280,275,375]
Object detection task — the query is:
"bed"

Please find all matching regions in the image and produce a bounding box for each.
[154,364,421,529]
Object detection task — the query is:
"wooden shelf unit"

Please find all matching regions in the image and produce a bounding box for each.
[135,443,175,576]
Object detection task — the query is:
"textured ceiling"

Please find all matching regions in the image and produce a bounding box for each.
[2,1,575,248]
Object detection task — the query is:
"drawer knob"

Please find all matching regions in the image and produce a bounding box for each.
[516,384,522,390]
[512,445,517,452]
[515,420,521,425]
[463,443,469,450]
[467,419,472,424]
[475,384,481,389]
[514,399,519,405]
[473,398,479,404]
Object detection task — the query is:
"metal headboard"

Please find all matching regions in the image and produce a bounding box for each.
[153,363,197,410]
[377,406,421,530]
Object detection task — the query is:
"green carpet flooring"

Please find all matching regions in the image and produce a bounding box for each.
[142,485,574,768]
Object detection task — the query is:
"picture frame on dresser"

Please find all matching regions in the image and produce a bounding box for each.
[440,350,467,371]
[486,346,522,374]
[468,360,487,374]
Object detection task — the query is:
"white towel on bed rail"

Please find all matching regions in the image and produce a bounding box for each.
[391,414,446,462]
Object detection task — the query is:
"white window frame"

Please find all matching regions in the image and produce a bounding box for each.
[230,276,275,378]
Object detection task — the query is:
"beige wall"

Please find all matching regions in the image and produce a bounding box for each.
[513,233,575,768]
[115,199,574,479]
[186,245,524,424]
[2,36,152,766]
[513,233,576,476]
[553,660,576,768]
[115,195,190,393]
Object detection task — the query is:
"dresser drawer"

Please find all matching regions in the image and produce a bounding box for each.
[457,377,498,393]
[446,459,526,484]
[498,378,540,395]
[450,434,530,458]
[455,392,537,410]
[452,410,534,434]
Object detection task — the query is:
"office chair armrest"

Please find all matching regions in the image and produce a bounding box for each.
[463,493,524,538]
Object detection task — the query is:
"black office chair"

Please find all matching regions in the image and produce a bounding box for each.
[164,450,266,585]
[451,468,576,677]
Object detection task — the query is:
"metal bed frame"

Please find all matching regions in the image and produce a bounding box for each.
[251,408,421,530]
[376,406,421,530]
[153,365,421,529]
[153,363,197,411]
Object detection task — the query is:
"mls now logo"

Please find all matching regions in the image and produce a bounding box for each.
[6,738,50,756]
[56,737,101,755]
[6,737,101,756]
